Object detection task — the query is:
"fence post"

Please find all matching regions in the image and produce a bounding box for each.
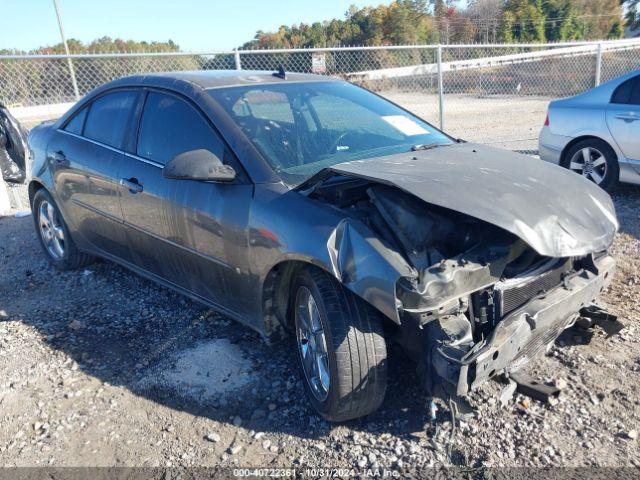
[594,42,603,87]
[66,58,80,101]
[437,44,444,131]
[234,49,242,70]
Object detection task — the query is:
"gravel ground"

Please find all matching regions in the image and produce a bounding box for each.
[380,92,549,152]
[0,182,638,472]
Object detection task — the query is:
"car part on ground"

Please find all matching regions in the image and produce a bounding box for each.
[576,304,624,337]
[539,69,640,192]
[509,372,562,404]
[0,103,29,184]
[27,71,619,420]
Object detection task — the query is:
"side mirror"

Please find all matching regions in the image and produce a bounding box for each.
[163,149,236,182]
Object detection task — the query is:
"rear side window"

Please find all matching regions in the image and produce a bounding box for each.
[630,80,640,105]
[84,91,137,148]
[137,91,225,165]
[64,106,88,135]
[611,77,638,104]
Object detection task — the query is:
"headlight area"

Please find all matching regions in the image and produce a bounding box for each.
[393,253,616,401]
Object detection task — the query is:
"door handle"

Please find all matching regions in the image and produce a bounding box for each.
[615,114,639,122]
[119,177,143,194]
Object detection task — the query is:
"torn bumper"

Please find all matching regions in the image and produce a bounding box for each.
[433,254,615,397]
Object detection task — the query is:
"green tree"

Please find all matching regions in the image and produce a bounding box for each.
[574,0,624,39]
[498,10,516,42]
[241,1,439,49]
[30,37,179,54]
[497,0,623,42]
[499,0,546,42]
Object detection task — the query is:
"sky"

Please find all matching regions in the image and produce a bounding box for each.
[1,0,384,52]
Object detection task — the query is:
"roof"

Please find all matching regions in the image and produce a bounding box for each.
[141,70,340,89]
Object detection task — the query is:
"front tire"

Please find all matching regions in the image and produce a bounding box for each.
[32,189,95,270]
[563,139,619,192]
[292,267,387,422]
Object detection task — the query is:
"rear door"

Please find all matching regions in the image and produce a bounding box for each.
[606,75,640,161]
[47,89,138,260]
[118,89,253,315]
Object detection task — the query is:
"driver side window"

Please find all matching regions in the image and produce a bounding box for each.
[137,91,226,165]
[230,89,300,168]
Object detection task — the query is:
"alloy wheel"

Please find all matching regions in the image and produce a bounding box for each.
[295,286,330,402]
[569,147,607,185]
[38,200,65,260]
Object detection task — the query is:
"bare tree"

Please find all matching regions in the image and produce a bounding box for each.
[466,0,503,42]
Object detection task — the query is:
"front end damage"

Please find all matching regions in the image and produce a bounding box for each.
[420,253,614,398]
[301,162,617,401]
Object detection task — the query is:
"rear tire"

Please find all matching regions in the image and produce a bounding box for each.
[563,138,619,193]
[291,267,387,422]
[32,189,95,270]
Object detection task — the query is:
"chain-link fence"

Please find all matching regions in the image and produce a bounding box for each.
[2,39,640,152]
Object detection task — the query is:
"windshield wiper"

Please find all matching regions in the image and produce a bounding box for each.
[410,143,441,151]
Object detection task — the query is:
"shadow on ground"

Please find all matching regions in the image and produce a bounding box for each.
[612,184,640,239]
[0,214,435,446]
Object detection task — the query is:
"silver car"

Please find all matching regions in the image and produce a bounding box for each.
[539,70,640,192]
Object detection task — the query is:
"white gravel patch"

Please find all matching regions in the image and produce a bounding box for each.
[139,339,254,399]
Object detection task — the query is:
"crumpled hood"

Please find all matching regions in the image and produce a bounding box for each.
[309,143,618,258]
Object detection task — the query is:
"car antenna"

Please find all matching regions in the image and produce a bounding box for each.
[273,64,287,80]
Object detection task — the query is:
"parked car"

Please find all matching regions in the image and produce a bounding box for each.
[539,70,640,192]
[28,71,617,421]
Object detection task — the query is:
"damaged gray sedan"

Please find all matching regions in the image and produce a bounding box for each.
[28,71,618,421]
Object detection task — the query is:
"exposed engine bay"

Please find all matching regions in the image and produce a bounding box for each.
[306,173,616,400]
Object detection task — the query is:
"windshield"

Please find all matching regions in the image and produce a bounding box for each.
[208,81,453,186]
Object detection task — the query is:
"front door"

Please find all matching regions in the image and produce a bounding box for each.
[118,90,253,316]
[606,75,640,162]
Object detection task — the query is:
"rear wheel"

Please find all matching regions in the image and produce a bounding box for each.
[563,139,619,192]
[32,189,94,270]
[292,267,387,422]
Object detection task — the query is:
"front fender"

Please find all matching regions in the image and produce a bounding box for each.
[251,185,414,325]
